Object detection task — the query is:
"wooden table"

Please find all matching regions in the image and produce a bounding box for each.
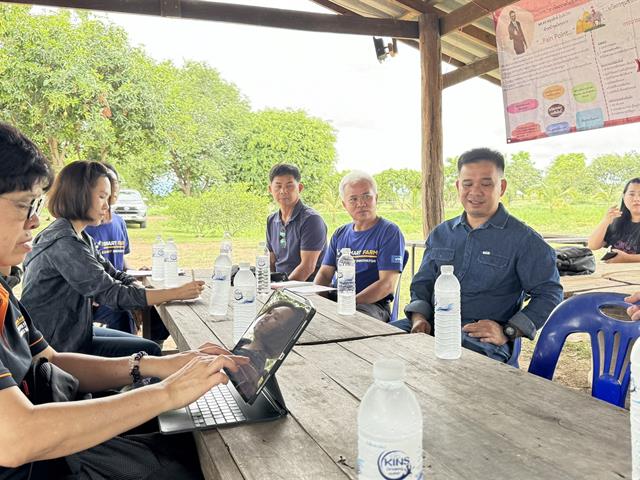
[561,262,640,298]
[153,272,632,479]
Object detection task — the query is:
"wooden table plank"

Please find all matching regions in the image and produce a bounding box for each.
[560,277,627,297]
[292,335,631,479]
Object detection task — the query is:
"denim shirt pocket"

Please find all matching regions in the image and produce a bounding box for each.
[428,247,455,268]
[467,252,510,292]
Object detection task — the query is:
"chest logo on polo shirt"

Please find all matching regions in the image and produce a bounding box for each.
[15,315,28,337]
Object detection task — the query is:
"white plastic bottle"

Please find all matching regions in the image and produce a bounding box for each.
[151,235,165,282]
[337,247,356,315]
[232,262,256,343]
[209,249,232,317]
[256,241,271,297]
[631,340,640,479]
[357,359,423,480]
[220,231,233,262]
[164,238,179,288]
[434,265,461,360]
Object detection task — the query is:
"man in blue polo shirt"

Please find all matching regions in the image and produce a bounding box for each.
[315,171,405,322]
[394,148,563,362]
[266,164,327,281]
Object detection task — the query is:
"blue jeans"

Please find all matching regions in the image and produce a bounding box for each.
[94,305,136,334]
[389,318,512,363]
[91,327,162,358]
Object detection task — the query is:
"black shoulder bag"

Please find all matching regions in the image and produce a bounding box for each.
[23,357,80,404]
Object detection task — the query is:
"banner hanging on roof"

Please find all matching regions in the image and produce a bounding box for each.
[494,0,640,143]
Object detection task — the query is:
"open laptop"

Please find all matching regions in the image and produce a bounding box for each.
[159,288,316,434]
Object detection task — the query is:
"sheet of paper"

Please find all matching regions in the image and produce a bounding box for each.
[271,281,313,289]
[287,285,336,295]
[126,269,152,277]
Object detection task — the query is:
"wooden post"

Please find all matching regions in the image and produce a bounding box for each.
[419,13,443,237]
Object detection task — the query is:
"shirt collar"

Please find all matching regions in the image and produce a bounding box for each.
[453,203,508,230]
[278,200,304,225]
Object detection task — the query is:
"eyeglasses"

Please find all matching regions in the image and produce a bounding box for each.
[279,226,287,249]
[346,193,375,206]
[0,195,46,220]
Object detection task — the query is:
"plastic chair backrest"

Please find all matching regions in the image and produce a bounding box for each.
[528,292,640,407]
[390,250,410,323]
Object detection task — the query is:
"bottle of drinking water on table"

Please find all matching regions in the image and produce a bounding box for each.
[164,238,179,288]
[209,248,232,316]
[233,263,256,343]
[631,340,640,479]
[221,231,233,262]
[256,241,271,297]
[151,235,165,282]
[337,247,356,315]
[434,265,461,360]
[357,359,423,480]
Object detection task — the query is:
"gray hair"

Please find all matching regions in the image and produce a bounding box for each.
[339,170,377,200]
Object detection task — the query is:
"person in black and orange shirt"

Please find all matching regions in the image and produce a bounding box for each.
[0,122,249,480]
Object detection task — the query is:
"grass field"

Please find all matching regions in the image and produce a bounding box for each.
[118,200,610,397]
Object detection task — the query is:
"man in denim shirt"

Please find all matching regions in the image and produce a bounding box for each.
[392,148,563,362]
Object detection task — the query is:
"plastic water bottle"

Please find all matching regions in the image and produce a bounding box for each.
[209,249,232,316]
[337,247,356,315]
[164,238,179,288]
[357,359,423,480]
[434,265,461,360]
[256,241,271,297]
[631,340,640,479]
[151,235,165,282]
[221,231,233,261]
[233,262,256,343]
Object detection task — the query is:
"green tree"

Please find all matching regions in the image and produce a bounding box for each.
[374,169,421,206]
[539,153,588,209]
[443,156,459,208]
[0,6,159,169]
[504,151,543,202]
[587,153,640,202]
[152,61,250,196]
[230,109,337,204]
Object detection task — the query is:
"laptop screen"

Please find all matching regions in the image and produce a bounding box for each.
[226,289,316,404]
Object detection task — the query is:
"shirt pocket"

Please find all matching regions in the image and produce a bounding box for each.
[428,247,455,268]
[467,252,510,292]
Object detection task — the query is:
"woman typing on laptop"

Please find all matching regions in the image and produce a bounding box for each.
[0,123,249,479]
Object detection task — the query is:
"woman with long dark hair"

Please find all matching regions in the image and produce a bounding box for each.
[588,178,640,263]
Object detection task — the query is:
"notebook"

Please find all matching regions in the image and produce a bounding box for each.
[159,289,316,434]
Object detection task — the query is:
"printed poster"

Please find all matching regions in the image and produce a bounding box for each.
[494,0,640,143]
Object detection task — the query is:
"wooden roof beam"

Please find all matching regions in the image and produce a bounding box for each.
[442,53,498,88]
[441,0,519,34]
[391,0,496,51]
[1,0,420,38]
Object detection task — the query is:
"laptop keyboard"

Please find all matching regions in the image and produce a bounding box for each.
[187,383,246,427]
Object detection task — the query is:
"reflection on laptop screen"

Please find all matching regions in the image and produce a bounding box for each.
[227,290,314,404]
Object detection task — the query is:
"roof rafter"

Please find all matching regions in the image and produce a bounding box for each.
[1,0,420,38]
[441,0,519,35]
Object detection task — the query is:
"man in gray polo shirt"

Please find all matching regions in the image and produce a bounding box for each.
[266,164,327,281]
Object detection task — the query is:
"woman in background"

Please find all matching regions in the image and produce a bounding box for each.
[588,178,640,263]
[21,161,204,357]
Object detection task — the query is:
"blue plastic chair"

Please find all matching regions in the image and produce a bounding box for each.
[528,292,640,407]
[390,250,410,323]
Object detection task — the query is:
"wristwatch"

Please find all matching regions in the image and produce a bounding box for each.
[503,324,518,342]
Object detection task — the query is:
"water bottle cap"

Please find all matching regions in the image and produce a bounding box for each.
[239,262,250,269]
[259,241,266,247]
[341,247,351,254]
[373,359,405,382]
[441,265,454,274]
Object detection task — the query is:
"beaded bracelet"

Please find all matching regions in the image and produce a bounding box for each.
[129,351,147,383]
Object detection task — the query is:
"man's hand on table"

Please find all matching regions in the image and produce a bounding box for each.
[410,313,432,334]
[625,292,640,321]
[463,319,508,346]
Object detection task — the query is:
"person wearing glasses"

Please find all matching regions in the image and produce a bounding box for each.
[21,160,205,358]
[0,122,249,479]
[314,171,405,322]
[397,148,562,362]
[266,164,327,281]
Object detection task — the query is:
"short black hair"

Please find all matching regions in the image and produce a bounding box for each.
[269,163,301,183]
[47,161,110,221]
[101,161,119,181]
[0,122,54,195]
[457,148,505,174]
